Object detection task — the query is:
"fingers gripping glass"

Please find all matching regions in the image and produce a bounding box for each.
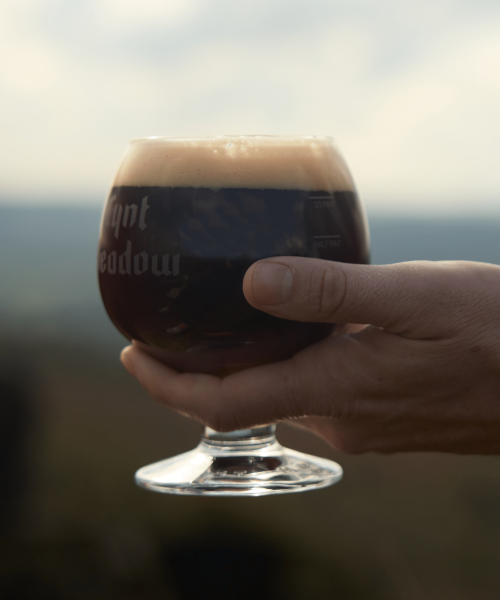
[98,135,370,496]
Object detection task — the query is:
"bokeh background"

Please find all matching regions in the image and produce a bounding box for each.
[1,1,500,598]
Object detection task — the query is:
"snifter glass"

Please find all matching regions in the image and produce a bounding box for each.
[98,135,370,496]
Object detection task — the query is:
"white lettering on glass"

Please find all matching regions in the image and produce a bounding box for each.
[122,204,138,228]
[111,205,123,239]
[99,244,180,277]
[138,196,150,231]
[118,241,132,275]
[134,251,149,275]
[107,251,117,274]
[105,195,149,238]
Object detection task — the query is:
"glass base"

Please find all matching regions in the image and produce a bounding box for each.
[135,426,343,497]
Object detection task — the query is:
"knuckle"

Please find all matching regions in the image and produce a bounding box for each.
[311,265,349,322]
[318,345,359,421]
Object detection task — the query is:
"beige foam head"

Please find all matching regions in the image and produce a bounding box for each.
[113,136,355,192]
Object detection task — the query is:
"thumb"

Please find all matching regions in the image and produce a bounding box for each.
[243,257,475,337]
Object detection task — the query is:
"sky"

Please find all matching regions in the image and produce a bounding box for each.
[1,0,500,214]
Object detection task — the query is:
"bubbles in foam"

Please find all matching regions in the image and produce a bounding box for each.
[113,135,355,192]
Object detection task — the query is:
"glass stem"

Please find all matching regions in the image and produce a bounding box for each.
[202,425,277,451]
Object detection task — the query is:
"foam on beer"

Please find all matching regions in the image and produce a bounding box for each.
[113,136,355,192]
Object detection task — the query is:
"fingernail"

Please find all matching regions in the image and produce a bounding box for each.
[253,262,293,305]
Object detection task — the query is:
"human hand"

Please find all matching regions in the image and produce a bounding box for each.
[121,258,500,454]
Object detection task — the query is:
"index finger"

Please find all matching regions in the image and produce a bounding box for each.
[121,334,363,431]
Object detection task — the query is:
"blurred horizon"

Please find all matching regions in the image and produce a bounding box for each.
[1,195,500,217]
[2,204,499,336]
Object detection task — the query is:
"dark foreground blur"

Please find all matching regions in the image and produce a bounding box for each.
[1,207,500,599]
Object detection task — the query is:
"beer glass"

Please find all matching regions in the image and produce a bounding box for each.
[98,136,370,496]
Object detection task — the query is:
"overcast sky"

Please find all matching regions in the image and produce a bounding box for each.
[1,0,499,214]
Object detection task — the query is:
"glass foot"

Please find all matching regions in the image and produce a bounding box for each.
[135,426,342,496]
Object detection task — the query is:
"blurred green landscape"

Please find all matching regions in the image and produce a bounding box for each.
[1,207,500,599]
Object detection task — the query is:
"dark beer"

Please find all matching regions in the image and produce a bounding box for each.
[98,137,369,373]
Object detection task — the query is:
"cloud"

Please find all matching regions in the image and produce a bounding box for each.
[92,0,203,33]
[345,18,500,211]
[0,0,499,214]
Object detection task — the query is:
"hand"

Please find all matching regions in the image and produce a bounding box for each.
[121,258,500,454]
